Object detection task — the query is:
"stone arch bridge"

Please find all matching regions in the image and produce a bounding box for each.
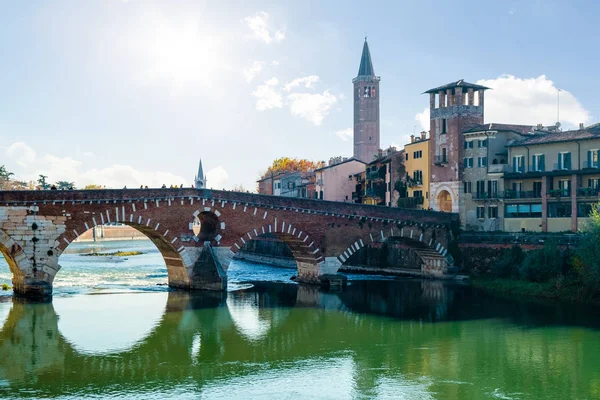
[0,189,459,298]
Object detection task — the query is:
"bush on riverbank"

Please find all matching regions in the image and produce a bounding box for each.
[479,203,600,304]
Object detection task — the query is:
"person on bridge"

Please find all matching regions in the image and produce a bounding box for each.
[161,184,166,189]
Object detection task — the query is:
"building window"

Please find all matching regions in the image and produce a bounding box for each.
[476,180,486,198]
[478,156,487,168]
[413,150,423,159]
[548,202,572,218]
[441,119,447,134]
[413,170,423,183]
[464,140,474,149]
[488,180,498,198]
[406,153,409,160]
[464,157,474,168]
[512,155,524,173]
[463,181,472,194]
[587,149,599,168]
[558,179,571,196]
[505,203,543,218]
[488,206,498,218]
[533,181,542,197]
[478,139,488,148]
[589,178,600,190]
[578,202,598,216]
[413,190,423,198]
[558,152,571,170]
[532,154,545,172]
[442,148,447,162]
[477,206,485,219]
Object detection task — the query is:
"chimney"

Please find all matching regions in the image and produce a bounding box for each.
[579,123,584,129]
[410,134,415,143]
[421,131,427,140]
[537,123,543,129]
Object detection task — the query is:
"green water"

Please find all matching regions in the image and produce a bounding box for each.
[0,278,599,399]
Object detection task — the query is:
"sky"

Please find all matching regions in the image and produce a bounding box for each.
[1,0,599,190]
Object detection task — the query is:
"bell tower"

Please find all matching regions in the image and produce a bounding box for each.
[353,38,380,163]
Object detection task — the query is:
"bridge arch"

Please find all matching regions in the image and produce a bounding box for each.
[229,222,325,283]
[337,222,452,276]
[0,229,34,294]
[54,219,190,290]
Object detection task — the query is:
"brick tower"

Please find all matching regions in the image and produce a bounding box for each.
[425,80,489,213]
[353,38,380,163]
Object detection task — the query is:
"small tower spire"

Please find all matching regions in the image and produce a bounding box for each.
[357,38,375,78]
[195,159,205,189]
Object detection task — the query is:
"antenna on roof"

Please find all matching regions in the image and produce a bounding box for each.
[557,88,562,126]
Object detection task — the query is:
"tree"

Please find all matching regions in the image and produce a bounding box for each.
[37,175,51,190]
[0,165,15,190]
[259,157,320,180]
[231,183,247,192]
[578,203,600,290]
[56,181,75,190]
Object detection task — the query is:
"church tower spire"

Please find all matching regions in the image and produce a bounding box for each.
[353,38,380,162]
[195,159,206,189]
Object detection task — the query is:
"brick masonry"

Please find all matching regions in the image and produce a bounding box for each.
[0,189,458,298]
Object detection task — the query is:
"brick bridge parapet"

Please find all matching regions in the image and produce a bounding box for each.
[0,189,459,298]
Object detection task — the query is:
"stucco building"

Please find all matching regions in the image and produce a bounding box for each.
[403,132,430,209]
[316,158,366,202]
[503,123,600,232]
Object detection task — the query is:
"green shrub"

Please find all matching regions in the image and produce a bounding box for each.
[578,203,600,290]
[519,242,563,282]
[1,283,10,291]
[492,246,524,278]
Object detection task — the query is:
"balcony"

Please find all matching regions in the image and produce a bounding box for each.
[365,188,383,199]
[583,161,600,170]
[504,190,542,199]
[577,187,599,197]
[397,196,424,208]
[433,155,448,165]
[547,189,571,197]
[488,164,508,173]
[552,163,572,172]
[473,191,501,200]
[366,169,385,181]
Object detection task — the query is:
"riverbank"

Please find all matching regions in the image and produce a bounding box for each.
[471,277,600,306]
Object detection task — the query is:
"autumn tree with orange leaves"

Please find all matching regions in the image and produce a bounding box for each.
[259,157,321,180]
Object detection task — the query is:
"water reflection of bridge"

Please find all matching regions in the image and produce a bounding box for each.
[1,280,597,398]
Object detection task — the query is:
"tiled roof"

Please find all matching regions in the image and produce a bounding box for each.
[507,123,600,147]
[315,158,366,171]
[463,123,534,135]
[356,38,375,77]
[423,79,490,94]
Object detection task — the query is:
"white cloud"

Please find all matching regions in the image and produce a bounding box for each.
[415,75,590,130]
[271,60,280,66]
[206,166,229,189]
[415,108,430,131]
[252,77,283,111]
[242,12,285,44]
[243,60,263,83]
[6,142,36,167]
[283,75,320,92]
[334,128,353,142]
[476,75,589,127]
[4,142,187,188]
[287,90,337,126]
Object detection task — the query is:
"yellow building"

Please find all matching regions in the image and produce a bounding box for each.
[403,132,430,209]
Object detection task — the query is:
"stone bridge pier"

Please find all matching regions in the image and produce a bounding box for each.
[0,189,459,299]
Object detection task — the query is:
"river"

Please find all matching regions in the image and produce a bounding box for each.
[0,240,599,399]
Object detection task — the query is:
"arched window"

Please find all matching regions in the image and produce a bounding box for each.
[492,159,498,165]
[371,87,376,97]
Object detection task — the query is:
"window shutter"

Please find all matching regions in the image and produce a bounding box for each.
[588,150,592,168]
[540,155,545,172]
[558,153,562,170]
[565,152,571,169]
[532,155,536,171]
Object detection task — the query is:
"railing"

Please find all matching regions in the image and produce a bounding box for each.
[397,196,424,208]
[582,161,600,169]
[504,190,542,199]
[366,170,384,181]
[365,188,383,198]
[552,163,571,171]
[488,164,508,173]
[509,166,525,173]
[433,156,448,165]
[547,189,571,197]
[577,187,599,197]
[527,165,545,173]
[472,192,500,200]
